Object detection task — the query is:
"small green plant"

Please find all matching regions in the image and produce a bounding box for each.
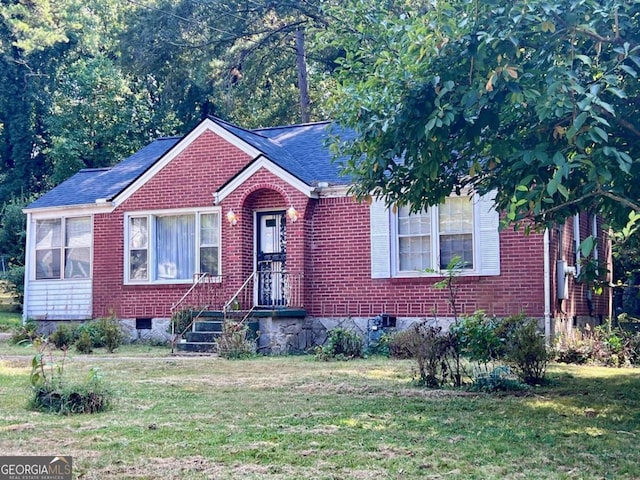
[316,327,363,361]
[215,321,256,359]
[504,319,550,385]
[469,366,529,393]
[75,329,93,354]
[10,319,38,345]
[50,323,79,349]
[367,332,392,357]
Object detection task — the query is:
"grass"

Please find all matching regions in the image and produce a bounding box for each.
[0,346,638,480]
[0,306,21,332]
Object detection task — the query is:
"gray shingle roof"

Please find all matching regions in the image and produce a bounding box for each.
[26,137,180,210]
[26,117,352,210]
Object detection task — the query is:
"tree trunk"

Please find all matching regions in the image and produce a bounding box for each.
[295,28,310,123]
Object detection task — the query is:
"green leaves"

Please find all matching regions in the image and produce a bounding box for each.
[328,0,640,230]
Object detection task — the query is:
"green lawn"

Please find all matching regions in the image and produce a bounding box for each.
[0,348,638,480]
[0,307,21,332]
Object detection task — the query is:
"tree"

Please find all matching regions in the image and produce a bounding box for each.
[326,0,640,231]
[119,0,336,128]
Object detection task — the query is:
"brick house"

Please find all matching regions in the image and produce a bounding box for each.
[23,116,612,352]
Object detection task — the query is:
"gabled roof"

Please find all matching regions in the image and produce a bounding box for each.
[25,116,351,211]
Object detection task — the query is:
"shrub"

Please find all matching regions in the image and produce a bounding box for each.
[31,368,111,415]
[215,321,256,359]
[96,316,124,353]
[10,319,38,345]
[29,337,111,415]
[75,330,93,354]
[50,323,78,349]
[388,322,455,387]
[554,325,640,366]
[76,322,104,348]
[316,327,363,361]
[388,329,418,359]
[169,309,195,337]
[504,319,550,385]
[453,311,503,365]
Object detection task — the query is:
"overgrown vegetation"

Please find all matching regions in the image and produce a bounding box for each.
[387,312,550,389]
[315,327,364,361]
[555,323,640,367]
[214,321,256,360]
[27,316,125,354]
[28,336,111,415]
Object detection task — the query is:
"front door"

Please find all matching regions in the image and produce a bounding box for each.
[256,212,287,307]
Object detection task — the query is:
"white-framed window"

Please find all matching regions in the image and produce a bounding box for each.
[35,216,92,280]
[125,209,221,283]
[370,192,500,278]
[397,196,474,272]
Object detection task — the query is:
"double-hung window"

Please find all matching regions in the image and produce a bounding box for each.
[397,196,474,273]
[370,191,500,278]
[125,209,220,283]
[35,217,92,280]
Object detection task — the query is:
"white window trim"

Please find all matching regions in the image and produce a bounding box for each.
[372,192,499,278]
[123,207,222,285]
[32,215,93,282]
[390,196,477,277]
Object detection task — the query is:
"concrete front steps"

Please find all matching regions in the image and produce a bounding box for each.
[174,309,306,354]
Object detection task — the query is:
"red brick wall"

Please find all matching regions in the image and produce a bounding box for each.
[93,129,255,318]
[91,126,611,322]
[550,213,611,323]
[305,197,547,318]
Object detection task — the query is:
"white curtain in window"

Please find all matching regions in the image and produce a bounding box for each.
[155,215,195,280]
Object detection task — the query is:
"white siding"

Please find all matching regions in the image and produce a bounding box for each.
[25,280,92,320]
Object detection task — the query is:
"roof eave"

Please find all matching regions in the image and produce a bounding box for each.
[215,155,318,204]
[23,201,114,217]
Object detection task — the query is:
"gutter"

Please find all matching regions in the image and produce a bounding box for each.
[544,228,552,345]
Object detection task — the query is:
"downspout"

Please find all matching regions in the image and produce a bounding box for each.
[22,212,32,325]
[544,228,552,345]
[573,214,581,277]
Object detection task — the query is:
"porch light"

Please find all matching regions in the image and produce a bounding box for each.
[287,206,298,223]
[226,209,238,226]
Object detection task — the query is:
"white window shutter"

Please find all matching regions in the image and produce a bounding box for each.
[370,199,391,278]
[476,191,500,276]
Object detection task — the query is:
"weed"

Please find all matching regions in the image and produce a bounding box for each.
[29,336,111,415]
[316,327,363,361]
[10,319,38,345]
[215,321,256,359]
